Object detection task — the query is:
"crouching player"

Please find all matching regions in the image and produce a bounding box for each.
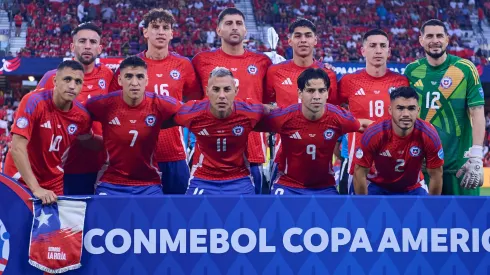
[258,68,372,195]
[353,87,444,195]
[85,56,181,195]
[173,67,267,195]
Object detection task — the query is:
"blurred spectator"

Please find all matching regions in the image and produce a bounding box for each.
[14,13,22,37]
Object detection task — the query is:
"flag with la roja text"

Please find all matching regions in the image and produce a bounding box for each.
[28,198,88,274]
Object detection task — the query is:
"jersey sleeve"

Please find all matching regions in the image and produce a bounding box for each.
[261,58,273,104]
[108,68,122,92]
[85,95,107,122]
[173,100,202,128]
[156,95,183,121]
[326,69,338,104]
[183,60,203,101]
[11,94,39,141]
[422,123,444,169]
[264,66,277,104]
[354,126,381,168]
[459,60,485,107]
[403,62,419,86]
[36,69,56,90]
[330,75,348,106]
[255,105,293,133]
[330,105,360,134]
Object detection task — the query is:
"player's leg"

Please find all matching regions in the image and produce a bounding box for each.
[250,163,264,194]
[185,177,220,195]
[442,173,480,196]
[222,176,255,195]
[338,157,350,194]
[159,160,190,194]
[63,173,97,195]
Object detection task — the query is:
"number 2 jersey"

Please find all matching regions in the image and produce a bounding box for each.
[109,51,202,163]
[192,49,272,163]
[353,118,444,192]
[85,91,181,186]
[260,104,360,189]
[4,90,92,195]
[174,98,265,181]
[330,69,409,173]
[404,54,485,172]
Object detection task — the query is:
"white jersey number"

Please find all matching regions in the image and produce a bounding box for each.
[217,138,227,152]
[426,91,440,109]
[49,135,62,152]
[154,84,169,96]
[129,130,138,147]
[395,159,405,172]
[306,144,316,160]
[369,100,384,118]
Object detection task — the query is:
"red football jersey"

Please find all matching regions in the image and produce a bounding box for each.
[36,64,113,174]
[109,51,202,163]
[86,91,181,186]
[265,60,338,107]
[261,103,360,189]
[192,49,272,163]
[174,98,265,180]
[4,90,92,195]
[332,69,409,174]
[354,118,444,192]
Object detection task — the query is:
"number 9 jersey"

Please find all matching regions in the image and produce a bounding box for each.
[329,69,409,174]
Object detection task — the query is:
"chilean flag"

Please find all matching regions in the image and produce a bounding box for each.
[28,198,88,274]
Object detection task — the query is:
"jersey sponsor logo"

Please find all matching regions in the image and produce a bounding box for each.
[67,124,78,135]
[440,76,452,89]
[438,148,444,160]
[231,68,238,71]
[282,78,293,85]
[323,129,335,140]
[16,117,28,129]
[198,129,209,136]
[0,219,10,272]
[87,85,93,89]
[247,65,258,75]
[289,132,302,139]
[309,134,316,137]
[374,90,380,94]
[479,87,484,98]
[145,115,156,126]
[232,125,244,136]
[354,88,365,96]
[109,117,121,126]
[409,146,421,157]
[431,81,438,85]
[41,121,52,129]
[356,148,363,159]
[388,87,396,94]
[98,79,106,89]
[170,70,181,80]
[129,120,137,124]
[156,74,163,78]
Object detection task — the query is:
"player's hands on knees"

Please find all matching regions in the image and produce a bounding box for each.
[457,157,484,189]
[32,187,58,204]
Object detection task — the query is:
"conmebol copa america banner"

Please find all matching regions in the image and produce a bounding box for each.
[1,174,490,274]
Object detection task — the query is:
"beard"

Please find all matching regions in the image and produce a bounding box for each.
[425,47,446,59]
[76,53,96,65]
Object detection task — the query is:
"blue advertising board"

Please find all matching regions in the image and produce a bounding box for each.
[0,174,490,274]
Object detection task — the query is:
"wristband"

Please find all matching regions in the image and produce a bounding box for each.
[468,145,484,159]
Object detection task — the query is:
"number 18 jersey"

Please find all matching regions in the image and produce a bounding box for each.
[331,69,409,173]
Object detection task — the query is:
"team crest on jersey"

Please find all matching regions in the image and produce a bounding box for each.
[356,148,363,159]
[98,79,106,89]
[410,146,421,157]
[232,125,244,136]
[323,129,335,140]
[440,77,452,89]
[67,124,78,135]
[438,148,444,160]
[170,70,181,80]
[16,117,28,129]
[145,115,156,126]
[247,65,258,75]
[388,87,396,94]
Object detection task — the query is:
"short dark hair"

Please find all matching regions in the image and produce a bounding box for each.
[297,68,330,91]
[119,56,147,71]
[421,19,448,35]
[389,86,419,101]
[362,29,388,43]
[143,8,176,29]
[57,60,84,73]
[217,7,245,25]
[71,22,102,37]
[288,18,316,34]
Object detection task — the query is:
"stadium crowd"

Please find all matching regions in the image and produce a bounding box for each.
[5,0,488,64]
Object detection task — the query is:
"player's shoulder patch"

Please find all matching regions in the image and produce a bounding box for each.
[438,148,444,160]
[327,103,355,121]
[360,119,390,147]
[16,117,28,129]
[355,148,363,159]
[25,90,52,115]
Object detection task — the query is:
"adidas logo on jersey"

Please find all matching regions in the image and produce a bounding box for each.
[198,129,210,136]
[289,132,302,139]
[109,117,121,125]
[414,79,424,89]
[282,78,293,85]
[41,121,51,129]
[355,88,366,96]
[379,150,391,157]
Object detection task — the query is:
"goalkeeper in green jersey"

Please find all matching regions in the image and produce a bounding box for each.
[404,19,486,195]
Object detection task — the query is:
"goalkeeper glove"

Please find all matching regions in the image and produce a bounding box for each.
[456,145,484,189]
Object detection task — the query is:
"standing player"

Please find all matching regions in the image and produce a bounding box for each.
[36,22,113,195]
[259,68,371,195]
[353,87,444,195]
[109,9,202,194]
[5,61,93,204]
[174,67,266,195]
[87,56,181,196]
[405,19,485,195]
[329,29,409,193]
[265,18,338,188]
[192,8,272,194]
